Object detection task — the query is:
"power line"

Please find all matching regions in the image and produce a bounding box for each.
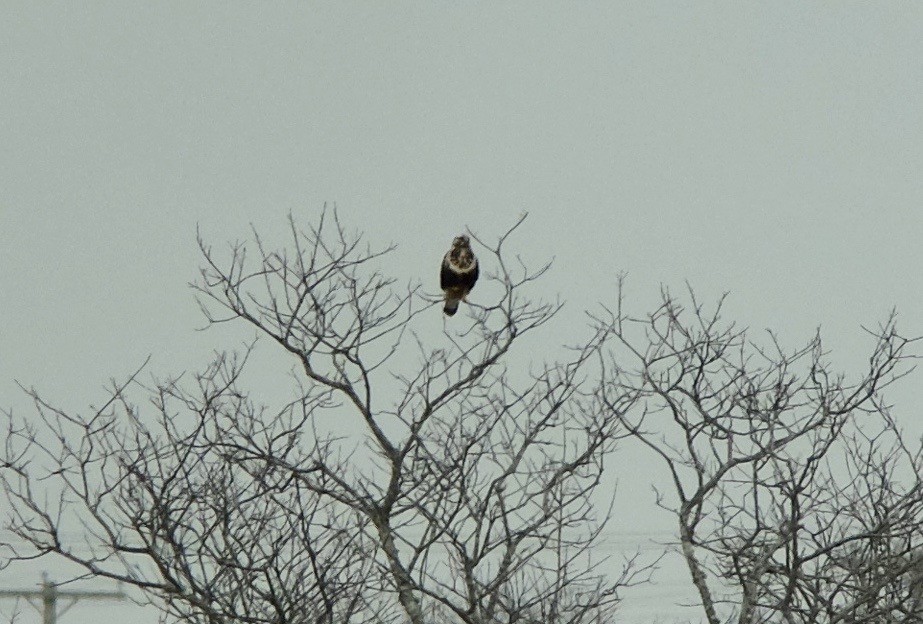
[0,573,125,624]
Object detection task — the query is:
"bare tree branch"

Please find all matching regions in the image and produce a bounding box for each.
[2,208,643,624]
[596,285,921,623]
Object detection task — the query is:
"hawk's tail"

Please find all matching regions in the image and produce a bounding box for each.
[443,299,460,316]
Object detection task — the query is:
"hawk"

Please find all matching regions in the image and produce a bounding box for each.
[440,234,479,316]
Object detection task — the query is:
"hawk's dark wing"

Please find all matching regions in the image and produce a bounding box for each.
[440,258,455,290]
[467,261,479,289]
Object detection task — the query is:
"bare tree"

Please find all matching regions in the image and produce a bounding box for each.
[1,210,646,624]
[596,283,922,623]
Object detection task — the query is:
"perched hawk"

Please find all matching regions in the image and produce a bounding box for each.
[440,235,479,316]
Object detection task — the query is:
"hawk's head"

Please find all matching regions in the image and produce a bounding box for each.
[449,235,474,269]
[452,235,471,249]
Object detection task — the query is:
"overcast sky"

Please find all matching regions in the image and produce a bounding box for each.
[2,3,922,622]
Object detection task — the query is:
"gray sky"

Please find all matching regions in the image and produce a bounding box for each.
[2,3,922,622]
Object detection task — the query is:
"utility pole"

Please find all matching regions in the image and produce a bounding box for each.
[0,573,126,624]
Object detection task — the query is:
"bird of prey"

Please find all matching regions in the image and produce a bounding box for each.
[440,234,479,316]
